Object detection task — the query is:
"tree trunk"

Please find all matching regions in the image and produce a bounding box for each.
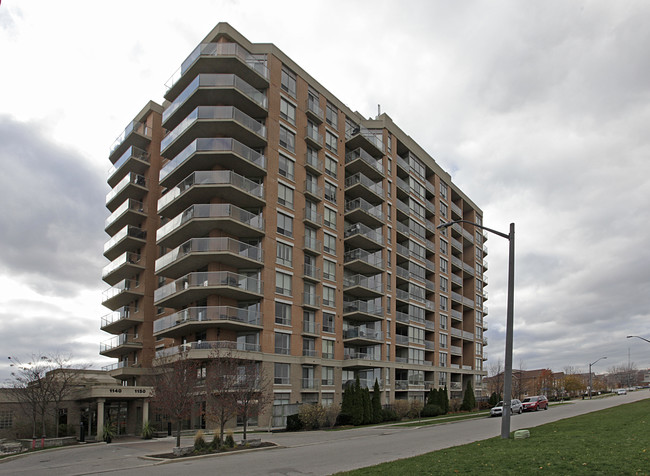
[175,420,181,448]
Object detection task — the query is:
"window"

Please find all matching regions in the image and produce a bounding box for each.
[281,68,296,98]
[280,97,296,125]
[303,310,316,333]
[324,207,337,229]
[323,286,335,307]
[323,232,336,255]
[439,352,448,367]
[326,102,337,128]
[324,181,337,204]
[322,366,334,386]
[0,410,13,429]
[476,342,483,355]
[322,339,334,359]
[476,278,483,293]
[303,337,316,357]
[277,212,293,238]
[440,202,448,218]
[409,326,425,345]
[386,295,391,314]
[440,276,448,293]
[274,363,290,384]
[323,312,335,333]
[278,183,294,209]
[387,135,392,153]
[439,257,448,274]
[410,155,425,179]
[275,271,292,296]
[325,155,337,178]
[275,301,291,326]
[325,131,338,154]
[410,199,425,219]
[410,177,425,200]
[440,295,448,311]
[275,332,291,355]
[279,125,295,153]
[439,239,448,255]
[439,333,448,348]
[439,371,448,386]
[323,259,336,281]
[278,154,295,180]
[440,181,448,200]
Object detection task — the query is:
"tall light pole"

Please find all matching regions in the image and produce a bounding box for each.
[588,357,607,399]
[627,335,650,344]
[437,220,515,439]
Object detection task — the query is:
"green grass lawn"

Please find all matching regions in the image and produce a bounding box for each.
[337,399,650,475]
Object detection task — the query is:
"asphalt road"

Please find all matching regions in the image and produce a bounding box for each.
[2,390,647,476]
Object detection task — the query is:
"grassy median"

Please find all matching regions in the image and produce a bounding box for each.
[338,399,650,475]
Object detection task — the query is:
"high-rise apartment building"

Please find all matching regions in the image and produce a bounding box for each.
[101,22,488,429]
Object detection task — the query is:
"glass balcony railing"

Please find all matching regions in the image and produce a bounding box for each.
[100,305,136,329]
[156,237,263,272]
[163,73,267,124]
[343,248,383,268]
[102,252,142,279]
[155,340,261,359]
[106,172,146,206]
[105,199,145,230]
[345,147,383,173]
[343,299,383,317]
[343,327,382,341]
[345,198,384,222]
[107,146,149,177]
[161,106,266,153]
[100,334,141,353]
[154,271,263,303]
[344,222,383,245]
[159,138,266,183]
[305,124,323,146]
[153,306,262,333]
[157,170,263,212]
[156,203,264,242]
[102,278,140,303]
[109,121,151,156]
[345,125,385,154]
[103,225,145,255]
[344,172,384,199]
[343,274,383,292]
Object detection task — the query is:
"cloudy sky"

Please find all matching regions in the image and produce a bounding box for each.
[1,0,649,382]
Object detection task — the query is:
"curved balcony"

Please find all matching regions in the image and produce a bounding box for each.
[105,199,146,236]
[156,203,264,249]
[101,279,144,311]
[103,225,146,261]
[161,106,266,159]
[109,121,152,163]
[155,237,263,279]
[100,306,143,334]
[106,172,147,212]
[100,334,142,358]
[153,271,263,308]
[107,146,150,188]
[153,306,262,338]
[343,273,384,298]
[165,42,269,102]
[344,172,384,205]
[158,170,264,218]
[343,327,383,345]
[155,340,262,360]
[102,252,144,286]
[163,73,268,130]
[159,138,266,188]
[345,148,384,180]
[344,198,384,228]
[344,222,384,250]
[345,126,384,158]
[343,248,383,274]
[343,299,383,322]
[342,350,382,368]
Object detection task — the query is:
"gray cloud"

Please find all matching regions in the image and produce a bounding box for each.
[0,115,106,297]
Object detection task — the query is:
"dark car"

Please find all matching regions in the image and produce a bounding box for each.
[521,395,549,411]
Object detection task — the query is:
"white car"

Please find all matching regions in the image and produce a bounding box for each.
[617,389,627,395]
[490,399,523,417]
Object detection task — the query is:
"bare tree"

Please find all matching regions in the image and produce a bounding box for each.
[151,353,200,448]
[204,349,240,443]
[488,359,504,396]
[231,360,271,442]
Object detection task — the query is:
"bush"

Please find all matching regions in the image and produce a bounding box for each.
[299,404,327,430]
[224,429,235,448]
[324,403,341,428]
[392,400,411,420]
[194,430,207,451]
[381,408,398,422]
[336,412,353,426]
[286,413,304,432]
[460,381,476,411]
[421,404,443,417]
[208,432,221,451]
[408,400,424,419]
[141,421,154,440]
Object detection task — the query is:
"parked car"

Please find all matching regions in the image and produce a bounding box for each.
[521,395,549,411]
[490,399,523,417]
[617,388,627,395]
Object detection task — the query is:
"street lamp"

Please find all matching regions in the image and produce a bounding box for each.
[627,335,650,344]
[437,220,515,439]
[588,357,607,399]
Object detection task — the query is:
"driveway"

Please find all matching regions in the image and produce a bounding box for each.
[1,390,647,476]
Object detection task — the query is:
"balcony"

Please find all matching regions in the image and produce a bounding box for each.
[450,236,463,252]
[425,180,435,196]
[101,279,144,311]
[100,334,142,358]
[303,263,322,282]
[100,306,143,334]
[451,309,463,322]
[303,209,323,228]
[305,97,324,123]
[156,203,264,249]
[304,124,323,149]
[153,306,262,338]
[344,222,384,250]
[165,42,269,102]
[107,146,150,188]
[395,334,409,347]
[304,180,323,201]
[305,151,324,175]
[450,345,463,356]
[343,273,384,298]
[103,225,146,261]
[159,138,266,188]
[302,321,320,335]
[342,350,382,368]
[157,170,264,218]
[161,106,266,159]
[343,249,383,274]
[102,252,144,286]
[163,73,268,130]
[154,271,263,308]
[425,201,436,217]
[345,148,383,180]
[343,327,383,344]
[109,121,151,163]
[156,237,263,278]
[303,236,322,255]
[344,172,384,204]
[155,340,262,360]
[345,126,384,158]
[344,198,384,228]
[105,199,146,235]
[343,299,383,322]
[302,292,321,309]
[301,378,320,390]
[106,173,147,212]
[451,202,463,218]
